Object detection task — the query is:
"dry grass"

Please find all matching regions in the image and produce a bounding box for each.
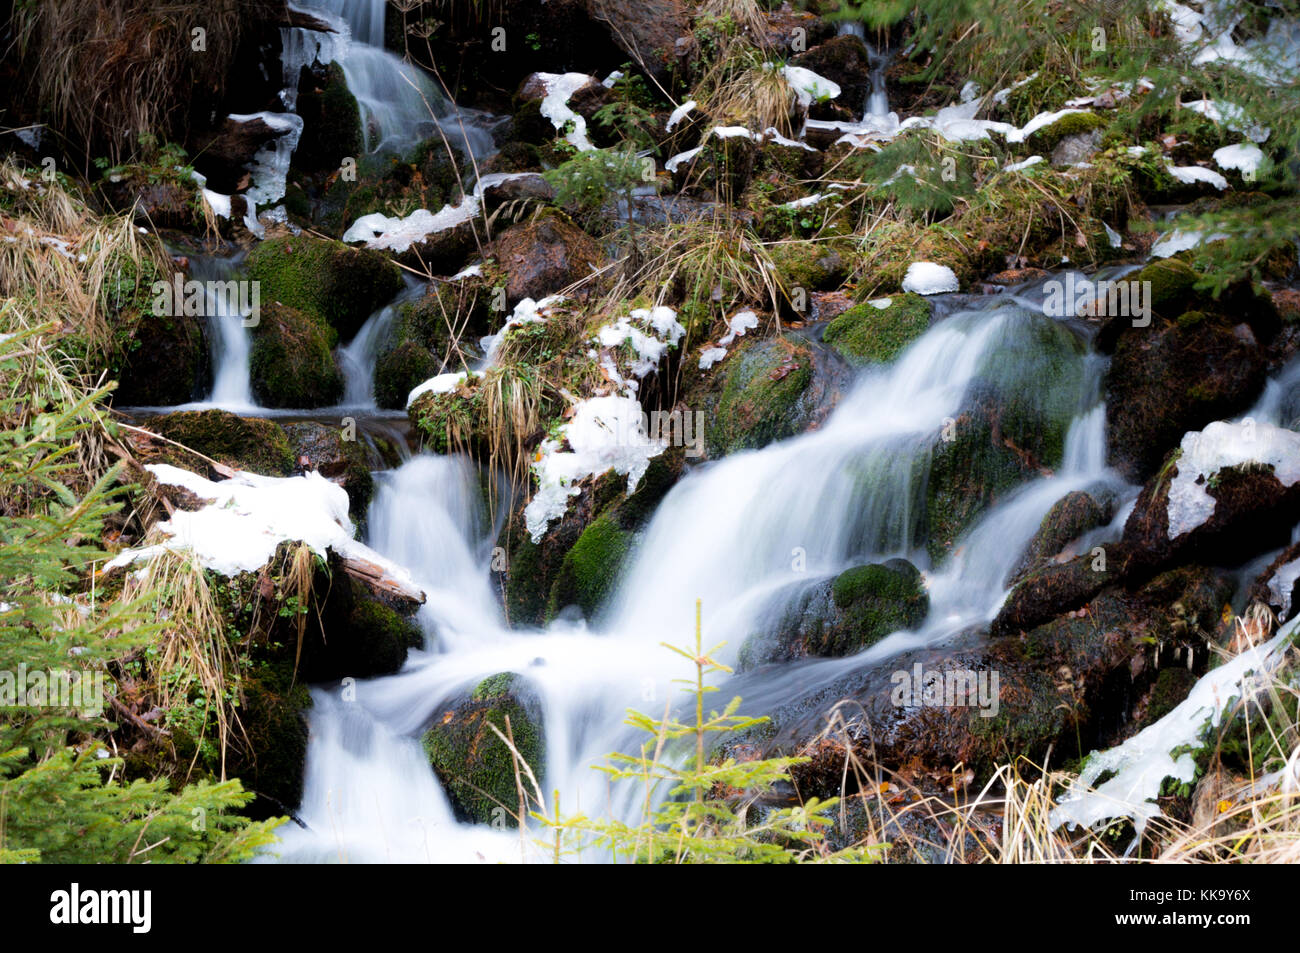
[7,0,252,166]
[0,157,171,361]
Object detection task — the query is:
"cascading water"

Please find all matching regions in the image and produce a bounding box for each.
[338,279,426,407]
[285,0,495,158]
[189,253,257,410]
[269,279,1130,863]
[837,20,892,118]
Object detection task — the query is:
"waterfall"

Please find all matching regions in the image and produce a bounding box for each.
[338,278,426,408]
[189,253,257,410]
[837,20,892,119]
[285,0,495,158]
[268,279,1128,863]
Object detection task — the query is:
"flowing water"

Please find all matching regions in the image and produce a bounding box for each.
[269,281,1133,863]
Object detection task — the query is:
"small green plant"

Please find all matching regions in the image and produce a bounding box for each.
[531,600,882,863]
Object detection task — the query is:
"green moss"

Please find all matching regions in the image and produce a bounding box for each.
[249,302,344,409]
[292,62,363,173]
[823,294,931,365]
[544,514,633,622]
[375,341,440,410]
[422,673,545,826]
[1135,258,1199,319]
[1176,309,1209,329]
[1027,110,1106,151]
[246,235,402,340]
[710,336,815,455]
[830,560,929,648]
[144,409,295,475]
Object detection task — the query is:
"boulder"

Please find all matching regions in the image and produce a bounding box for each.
[281,421,375,519]
[790,35,873,117]
[491,212,601,307]
[739,559,929,670]
[291,62,363,174]
[249,302,345,408]
[822,294,930,365]
[246,234,403,341]
[141,409,295,476]
[586,0,689,86]
[1122,420,1300,574]
[423,673,546,826]
[1008,489,1114,585]
[114,308,207,406]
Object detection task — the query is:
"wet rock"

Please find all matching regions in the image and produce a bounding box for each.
[1123,424,1300,575]
[249,301,345,409]
[114,309,207,406]
[292,62,363,174]
[423,673,546,826]
[246,234,403,341]
[141,409,295,476]
[691,334,844,459]
[745,566,1231,790]
[790,35,873,117]
[375,341,440,411]
[503,450,684,626]
[739,559,929,670]
[1249,540,1300,624]
[192,116,291,195]
[1009,489,1115,585]
[1105,309,1267,484]
[991,543,1131,637]
[491,211,602,306]
[99,178,199,230]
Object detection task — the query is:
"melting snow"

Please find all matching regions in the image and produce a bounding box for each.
[1213,142,1264,176]
[902,261,960,295]
[1051,621,1295,846]
[524,396,667,540]
[1166,420,1300,540]
[106,464,421,596]
[534,72,599,151]
[1165,161,1228,189]
[406,370,479,408]
[780,64,842,106]
[666,100,697,131]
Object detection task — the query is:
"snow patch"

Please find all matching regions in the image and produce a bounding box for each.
[902,261,960,295]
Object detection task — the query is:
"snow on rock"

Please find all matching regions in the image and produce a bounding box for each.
[342,172,533,251]
[665,146,703,173]
[1268,556,1300,620]
[1166,420,1300,540]
[780,64,841,106]
[698,346,728,370]
[533,72,598,151]
[1182,97,1270,143]
[1164,161,1228,189]
[594,306,686,393]
[666,100,697,131]
[1051,621,1295,844]
[1150,228,1228,258]
[696,310,759,369]
[480,295,567,367]
[406,370,480,408]
[902,261,960,295]
[1213,142,1264,176]
[524,396,668,540]
[106,464,422,598]
[1005,107,1089,144]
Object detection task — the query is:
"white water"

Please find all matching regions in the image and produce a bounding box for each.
[189,254,257,411]
[269,286,1126,863]
[338,279,426,407]
[837,20,891,118]
[286,0,495,158]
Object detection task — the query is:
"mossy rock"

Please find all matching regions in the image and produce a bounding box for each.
[740,559,928,669]
[544,513,633,622]
[407,374,485,456]
[114,309,208,406]
[304,575,422,681]
[822,294,931,365]
[144,409,295,475]
[375,340,441,410]
[1026,110,1106,152]
[387,274,498,369]
[422,673,546,826]
[292,62,363,174]
[705,335,817,456]
[247,234,403,340]
[770,240,848,299]
[281,421,375,519]
[1009,489,1113,585]
[249,301,344,409]
[226,665,312,818]
[926,316,1087,561]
